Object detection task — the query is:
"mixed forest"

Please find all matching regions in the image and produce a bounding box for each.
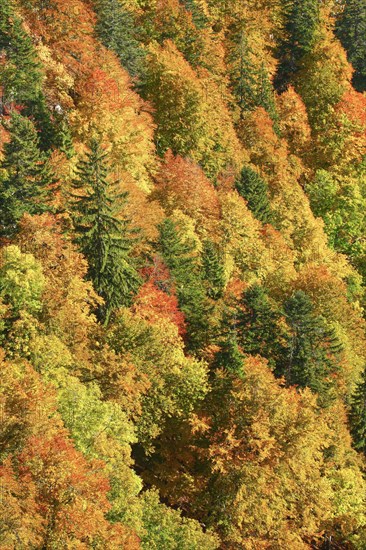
[2,0,366,548]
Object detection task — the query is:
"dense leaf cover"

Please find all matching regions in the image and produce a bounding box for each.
[1,0,366,548]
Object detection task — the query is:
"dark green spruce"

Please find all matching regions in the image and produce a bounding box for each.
[282,291,342,406]
[70,139,141,324]
[349,366,366,455]
[0,112,53,238]
[235,166,272,224]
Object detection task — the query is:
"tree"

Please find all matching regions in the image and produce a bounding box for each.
[0,0,42,104]
[350,366,366,455]
[335,0,366,92]
[70,139,141,324]
[235,284,286,370]
[275,0,320,90]
[283,291,343,405]
[94,0,146,80]
[0,112,53,238]
[141,489,219,549]
[202,240,225,299]
[158,218,212,352]
[235,166,272,224]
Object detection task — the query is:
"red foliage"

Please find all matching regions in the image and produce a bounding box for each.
[133,280,186,336]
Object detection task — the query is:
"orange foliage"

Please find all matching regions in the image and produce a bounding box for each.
[133,280,186,336]
[152,151,220,231]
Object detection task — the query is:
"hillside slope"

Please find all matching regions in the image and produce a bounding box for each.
[1,0,366,548]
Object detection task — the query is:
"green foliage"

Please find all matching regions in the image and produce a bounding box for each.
[181,0,209,29]
[108,309,209,449]
[235,166,273,224]
[158,219,212,352]
[141,490,219,549]
[275,0,320,90]
[336,0,366,92]
[213,331,245,373]
[95,0,146,80]
[306,169,366,280]
[282,291,343,405]
[235,284,285,370]
[0,112,53,238]
[202,240,225,299]
[0,245,44,317]
[0,0,42,103]
[350,366,366,455]
[70,139,141,323]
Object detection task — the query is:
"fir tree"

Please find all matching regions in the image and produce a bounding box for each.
[235,166,272,224]
[235,284,285,370]
[335,0,366,92]
[283,291,342,405]
[181,0,209,29]
[94,0,146,80]
[0,112,53,238]
[0,0,42,104]
[202,240,225,299]
[213,331,244,374]
[157,218,196,275]
[256,64,280,135]
[350,366,366,455]
[227,26,258,115]
[275,0,320,91]
[158,218,212,352]
[70,139,141,324]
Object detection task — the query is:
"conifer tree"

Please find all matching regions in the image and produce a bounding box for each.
[350,366,366,455]
[213,331,244,374]
[227,27,259,115]
[0,112,53,238]
[283,291,342,405]
[275,0,320,90]
[157,218,196,275]
[181,0,209,29]
[158,218,212,352]
[70,139,141,324]
[235,166,272,224]
[335,0,366,92]
[235,284,285,370]
[0,0,42,104]
[202,240,225,299]
[256,64,280,134]
[94,0,146,80]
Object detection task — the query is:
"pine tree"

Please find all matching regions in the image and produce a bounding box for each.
[235,284,285,370]
[350,366,366,455]
[235,166,272,224]
[335,0,366,92]
[202,240,225,299]
[275,0,320,91]
[0,112,53,238]
[0,0,42,105]
[94,0,146,80]
[70,139,141,324]
[283,291,342,405]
